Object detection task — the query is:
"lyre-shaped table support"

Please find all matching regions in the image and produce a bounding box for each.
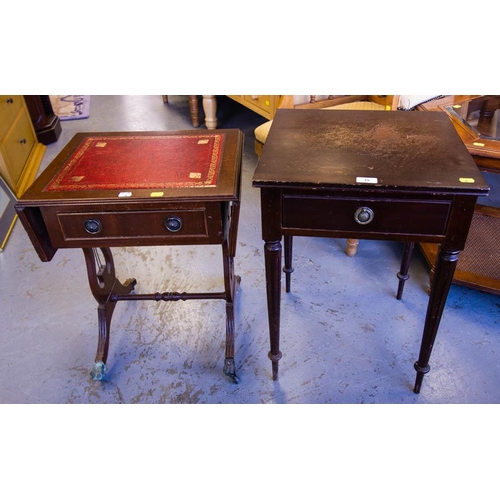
[81,201,241,383]
[82,247,137,381]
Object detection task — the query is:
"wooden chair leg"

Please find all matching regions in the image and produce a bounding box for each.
[255,139,264,156]
[162,95,199,128]
[188,95,200,128]
[202,95,217,130]
[346,238,359,257]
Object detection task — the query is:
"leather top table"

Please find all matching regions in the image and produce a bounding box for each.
[252,109,489,393]
[16,130,243,382]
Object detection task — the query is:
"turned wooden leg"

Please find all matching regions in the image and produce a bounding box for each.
[188,95,200,128]
[346,238,359,257]
[264,240,283,380]
[283,234,294,293]
[396,242,415,300]
[413,248,459,394]
[202,95,217,130]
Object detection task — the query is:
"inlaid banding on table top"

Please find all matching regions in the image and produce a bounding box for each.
[44,134,226,192]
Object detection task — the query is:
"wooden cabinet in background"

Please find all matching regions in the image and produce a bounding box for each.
[24,95,61,145]
[417,95,500,295]
[227,95,282,121]
[0,95,45,197]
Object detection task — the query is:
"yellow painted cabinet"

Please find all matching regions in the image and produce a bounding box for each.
[227,95,281,120]
[0,95,45,197]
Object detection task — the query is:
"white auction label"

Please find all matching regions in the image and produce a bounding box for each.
[356,177,378,184]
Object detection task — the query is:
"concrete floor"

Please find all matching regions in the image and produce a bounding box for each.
[1,95,499,404]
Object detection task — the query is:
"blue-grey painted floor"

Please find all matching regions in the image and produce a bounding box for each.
[1,95,499,404]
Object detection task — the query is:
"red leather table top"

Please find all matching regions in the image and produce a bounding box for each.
[44,133,225,192]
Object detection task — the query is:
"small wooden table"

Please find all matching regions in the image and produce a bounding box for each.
[16,130,243,382]
[252,109,489,393]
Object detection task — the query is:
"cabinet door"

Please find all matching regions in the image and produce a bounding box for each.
[1,106,36,188]
[0,95,23,138]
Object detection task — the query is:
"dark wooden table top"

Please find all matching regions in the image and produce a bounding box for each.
[253,109,489,196]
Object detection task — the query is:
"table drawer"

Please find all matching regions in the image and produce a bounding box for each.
[42,206,221,247]
[282,195,452,236]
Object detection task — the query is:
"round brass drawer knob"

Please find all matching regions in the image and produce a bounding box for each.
[164,216,183,232]
[354,207,374,225]
[84,219,102,234]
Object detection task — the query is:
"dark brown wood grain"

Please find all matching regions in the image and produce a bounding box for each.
[15,129,244,383]
[252,109,489,393]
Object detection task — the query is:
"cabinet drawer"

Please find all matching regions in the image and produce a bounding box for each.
[1,106,36,185]
[42,206,222,248]
[282,195,452,237]
[0,95,23,138]
[243,95,273,114]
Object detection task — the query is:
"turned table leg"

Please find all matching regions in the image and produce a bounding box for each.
[264,239,283,380]
[346,238,359,257]
[283,234,294,293]
[396,242,415,300]
[202,95,217,130]
[188,95,200,128]
[413,247,459,393]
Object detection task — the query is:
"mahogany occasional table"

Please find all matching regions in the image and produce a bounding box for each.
[252,109,489,393]
[16,130,243,383]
